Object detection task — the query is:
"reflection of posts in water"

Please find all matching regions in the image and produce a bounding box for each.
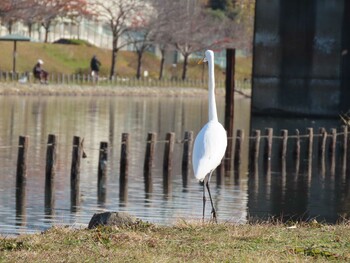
[71,136,83,212]
[119,134,129,204]
[181,131,193,188]
[98,141,108,205]
[144,133,156,194]
[234,129,244,182]
[16,179,26,226]
[163,132,175,195]
[45,134,58,214]
[16,136,29,226]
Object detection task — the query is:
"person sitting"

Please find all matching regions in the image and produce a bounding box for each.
[33,59,49,84]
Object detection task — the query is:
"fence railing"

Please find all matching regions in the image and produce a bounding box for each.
[0,71,252,89]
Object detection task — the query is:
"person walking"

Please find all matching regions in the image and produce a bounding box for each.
[90,55,101,82]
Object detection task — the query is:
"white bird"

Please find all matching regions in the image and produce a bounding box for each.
[192,50,227,222]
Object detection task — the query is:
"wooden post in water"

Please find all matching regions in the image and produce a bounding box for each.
[163,132,175,194]
[234,129,244,175]
[97,141,108,204]
[329,128,337,176]
[280,129,288,175]
[294,129,300,176]
[45,134,58,213]
[280,130,288,160]
[144,133,157,193]
[182,131,193,187]
[224,48,236,173]
[341,126,348,177]
[307,128,314,179]
[264,128,273,176]
[16,136,29,186]
[71,136,83,211]
[120,133,129,202]
[249,130,261,175]
[318,128,327,177]
[16,136,29,222]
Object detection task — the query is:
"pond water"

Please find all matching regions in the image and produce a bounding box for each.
[0,93,250,235]
[0,93,349,235]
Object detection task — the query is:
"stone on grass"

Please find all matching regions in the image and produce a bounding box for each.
[88,212,138,229]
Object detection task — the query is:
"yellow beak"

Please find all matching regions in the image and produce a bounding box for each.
[197,57,205,64]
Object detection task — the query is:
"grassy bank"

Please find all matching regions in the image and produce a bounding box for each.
[0,41,251,82]
[1,221,349,262]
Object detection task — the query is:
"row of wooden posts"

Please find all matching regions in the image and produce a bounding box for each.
[13,126,350,211]
[17,126,350,191]
[248,126,350,178]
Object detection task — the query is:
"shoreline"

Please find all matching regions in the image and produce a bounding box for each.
[0,82,251,98]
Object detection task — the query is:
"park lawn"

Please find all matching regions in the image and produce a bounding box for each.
[0,221,349,262]
[0,41,251,82]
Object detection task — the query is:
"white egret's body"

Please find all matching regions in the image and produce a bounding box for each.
[192,50,227,221]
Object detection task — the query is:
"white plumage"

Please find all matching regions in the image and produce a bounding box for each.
[192,50,227,222]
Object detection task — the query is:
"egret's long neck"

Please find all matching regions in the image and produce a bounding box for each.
[208,55,218,122]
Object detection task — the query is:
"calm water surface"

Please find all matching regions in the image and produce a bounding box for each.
[1,93,349,235]
[0,94,250,234]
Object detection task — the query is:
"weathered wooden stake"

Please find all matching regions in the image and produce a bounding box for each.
[16,136,28,222]
[280,129,288,160]
[280,130,288,175]
[249,130,261,175]
[318,128,327,159]
[71,136,83,211]
[329,128,337,176]
[16,136,29,186]
[144,133,157,193]
[163,132,175,193]
[341,126,348,177]
[234,129,244,172]
[224,48,236,172]
[182,131,193,187]
[264,128,273,175]
[120,134,129,202]
[97,141,108,203]
[45,134,58,213]
[318,128,327,177]
[307,128,314,178]
[294,129,300,176]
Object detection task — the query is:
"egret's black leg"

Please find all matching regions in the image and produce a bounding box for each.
[202,176,207,222]
[206,176,217,223]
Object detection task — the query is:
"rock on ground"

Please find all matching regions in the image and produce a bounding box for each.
[88,211,138,229]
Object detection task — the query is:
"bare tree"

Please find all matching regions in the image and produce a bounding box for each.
[169,1,221,80]
[150,0,177,80]
[31,0,89,42]
[0,0,30,33]
[91,0,151,79]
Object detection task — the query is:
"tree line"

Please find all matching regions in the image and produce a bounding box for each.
[0,0,254,80]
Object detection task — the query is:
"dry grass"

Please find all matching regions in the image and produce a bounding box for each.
[1,220,349,262]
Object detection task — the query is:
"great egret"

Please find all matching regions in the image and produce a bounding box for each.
[192,50,227,222]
